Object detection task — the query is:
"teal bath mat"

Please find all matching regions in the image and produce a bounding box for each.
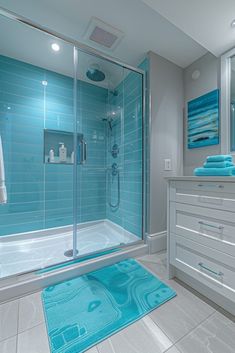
[42,259,176,353]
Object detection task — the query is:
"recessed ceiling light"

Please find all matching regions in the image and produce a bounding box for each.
[42,80,48,86]
[51,43,60,52]
[231,19,235,28]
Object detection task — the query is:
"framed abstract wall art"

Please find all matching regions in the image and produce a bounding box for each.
[187,89,219,149]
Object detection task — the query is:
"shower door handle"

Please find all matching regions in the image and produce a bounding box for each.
[83,140,87,163]
[81,140,87,164]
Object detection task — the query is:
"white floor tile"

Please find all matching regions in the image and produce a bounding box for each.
[97,316,173,353]
[149,282,215,344]
[139,252,167,264]
[17,323,50,353]
[85,347,99,353]
[0,336,17,353]
[18,292,44,333]
[138,252,169,280]
[165,347,181,353]
[139,259,168,280]
[3,251,233,353]
[0,300,18,341]
[176,312,235,353]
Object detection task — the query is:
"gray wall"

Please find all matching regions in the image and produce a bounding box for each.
[148,51,184,235]
[183,53,220,175]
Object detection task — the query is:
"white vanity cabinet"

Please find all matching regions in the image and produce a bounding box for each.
[167,177,235,315]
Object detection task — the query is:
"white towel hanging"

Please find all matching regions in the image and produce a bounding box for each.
[0,135,7,204]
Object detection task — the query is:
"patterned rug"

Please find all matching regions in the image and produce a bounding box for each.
[42,258,176,353]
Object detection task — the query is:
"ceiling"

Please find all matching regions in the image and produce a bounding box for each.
[0,14,126,89]
[141,0,235,57]
[1,0,234,83]
[0,0,207,70]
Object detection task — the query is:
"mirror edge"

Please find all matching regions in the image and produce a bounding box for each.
[221,47,235,154]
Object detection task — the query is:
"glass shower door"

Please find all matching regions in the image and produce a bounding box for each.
[0,8,145,282]
[74,49,144,259]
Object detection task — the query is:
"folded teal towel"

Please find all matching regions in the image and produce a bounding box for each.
[203,161,234,168]
[206,155,233,162]
[194,167,235,176]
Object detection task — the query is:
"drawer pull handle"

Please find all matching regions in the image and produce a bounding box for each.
[198,262,224,277]
[198,221,224,230]
[197,184,224,189]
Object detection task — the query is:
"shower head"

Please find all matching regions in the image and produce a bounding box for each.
[86,64,105,82]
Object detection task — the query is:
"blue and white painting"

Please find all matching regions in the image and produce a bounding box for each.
[188,89,219,149]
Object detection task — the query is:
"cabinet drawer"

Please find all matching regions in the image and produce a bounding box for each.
[170,234,235,302]
[171,204,235,256]
[174,202,235,224]
[171,180,235,195]
[170,181,235,212]
[175,193,235,212]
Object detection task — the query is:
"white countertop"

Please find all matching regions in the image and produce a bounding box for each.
[165,176,235,182]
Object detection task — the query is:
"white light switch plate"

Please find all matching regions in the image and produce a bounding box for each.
[164,159,172,171]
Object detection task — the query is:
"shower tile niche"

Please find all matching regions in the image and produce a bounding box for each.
[44,129,83,164]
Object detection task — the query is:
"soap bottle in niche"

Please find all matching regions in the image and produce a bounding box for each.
[71,151,74,164]
[59,142,67,163]
[49,149,55,163]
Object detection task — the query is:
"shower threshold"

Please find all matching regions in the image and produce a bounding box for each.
[0,220,140,279]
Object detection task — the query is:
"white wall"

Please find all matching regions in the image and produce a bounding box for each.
[183,53,220,175]
[148,51,184,235]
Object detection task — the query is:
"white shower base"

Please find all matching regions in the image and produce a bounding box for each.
[0,220,140,279]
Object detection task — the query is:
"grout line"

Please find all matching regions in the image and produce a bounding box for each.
[174,311,217,347]
[136,259,166,281]
[164,344,182,353]
[17,320,45,336]
[139,258,165,265]
[165,311,216,350]
[0,333,18,344]
[15,299,20,353]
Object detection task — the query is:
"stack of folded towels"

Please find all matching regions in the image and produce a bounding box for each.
[194,155,235,176]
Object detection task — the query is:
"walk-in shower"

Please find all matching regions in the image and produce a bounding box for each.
[0,8,146,282]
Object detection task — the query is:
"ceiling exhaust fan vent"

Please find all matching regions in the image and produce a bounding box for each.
[84,17,124,51]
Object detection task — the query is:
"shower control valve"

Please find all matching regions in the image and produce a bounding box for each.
[111,144,119,158]
[111,163,119,176]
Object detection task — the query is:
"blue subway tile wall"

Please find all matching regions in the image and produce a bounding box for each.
[0,55,45,236]
[0,53,145,241]
[0,55,107,236]
[77,79,107,223]
[106,69,144,238]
